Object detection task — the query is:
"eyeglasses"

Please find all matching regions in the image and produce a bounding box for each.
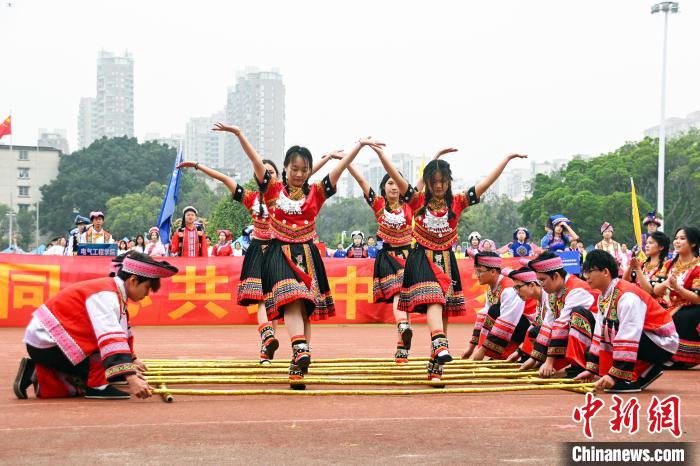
[474,268,490,276]
[581,268,603,279]
[514,284,527,291]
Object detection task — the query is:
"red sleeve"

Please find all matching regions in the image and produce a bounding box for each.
[364,188,385,215]
[409,190,425,211]
[211,244,219,256]
[263,177,283,204]
[453,192,468,217]
[311,174,336,211]
[242,191,257,210]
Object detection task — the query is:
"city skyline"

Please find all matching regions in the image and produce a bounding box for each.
[2,1,700,180]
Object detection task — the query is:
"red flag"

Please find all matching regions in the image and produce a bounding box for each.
[0,115,11,139]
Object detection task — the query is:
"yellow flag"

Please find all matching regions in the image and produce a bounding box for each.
[630,178,647,261]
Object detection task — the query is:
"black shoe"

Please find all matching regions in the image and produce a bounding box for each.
[604,380,641,394]
[435,352,453,364]
[289,363,306,390]
[399,326,413,350]
[85,385,131,399]
[13,358,35,399]
[638,365,664,391]
[264,338,279,361]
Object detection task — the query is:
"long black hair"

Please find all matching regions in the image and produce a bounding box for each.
[282,146,312,195]
[645,231,671,271]
[415,159,455,219]
[379,171,405,212]
[670,226,700,267]
[259,158,279,216]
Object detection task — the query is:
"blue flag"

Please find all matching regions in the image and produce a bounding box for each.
[157,146,184,246]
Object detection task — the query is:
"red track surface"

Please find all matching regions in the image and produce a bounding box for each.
[1,325,697,465]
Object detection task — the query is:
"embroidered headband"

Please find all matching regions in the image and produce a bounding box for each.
[121,257,179,278]
[504,267,538,283]
[529,256,564,273]
[475,253,502,269]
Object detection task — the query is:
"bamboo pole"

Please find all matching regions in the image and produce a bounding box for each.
[151,383,595,397]
[158,383,174,403]
[143,358,519,364]
[145,372,541,382]
[145,369,540,377]
[143,360,521,369]
[144,377,585,387]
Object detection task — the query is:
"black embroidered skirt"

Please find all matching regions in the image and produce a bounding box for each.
[236,238,268,306]
[261,239,335,321]
[398,244,465,316]
[373,244,410,303]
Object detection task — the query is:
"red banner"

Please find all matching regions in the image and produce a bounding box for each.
[0,255,526,327]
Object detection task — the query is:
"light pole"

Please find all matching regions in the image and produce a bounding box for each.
[341,230,347,248]
[651,1,679,227]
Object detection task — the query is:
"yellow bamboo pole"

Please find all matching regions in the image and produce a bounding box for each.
[146,372,540,382]
[142,361,520,370]
[151,383,595,397]
[145,369,540,377]
[158,383,174,403]
[143,358,519,364]
[144,377,585,386]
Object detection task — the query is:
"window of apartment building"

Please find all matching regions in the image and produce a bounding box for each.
[19,150,29,161]
[18,186,30,197]
[18,168,30,179]
[17,204,29,213]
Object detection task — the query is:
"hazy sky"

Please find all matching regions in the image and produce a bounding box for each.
[2,1,699,176]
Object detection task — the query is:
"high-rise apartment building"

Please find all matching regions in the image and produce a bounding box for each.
[225,68,285,180]
[78,51,134,149]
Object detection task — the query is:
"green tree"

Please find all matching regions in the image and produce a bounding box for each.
[316,197,377,247]
[174,172,221,220]
[105,182,166,239]
[40,137,177,237]
[458,195,526,246]
[15,209,37,251]
[0,203,11,247]
[515,128,700,246]
[206,179,255,242]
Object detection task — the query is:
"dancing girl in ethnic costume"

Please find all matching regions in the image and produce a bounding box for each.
[221,124,380,388]
[179,139,336,364]
[345,145,417,363]
[653,226,700,368]
[399,151,527,382]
